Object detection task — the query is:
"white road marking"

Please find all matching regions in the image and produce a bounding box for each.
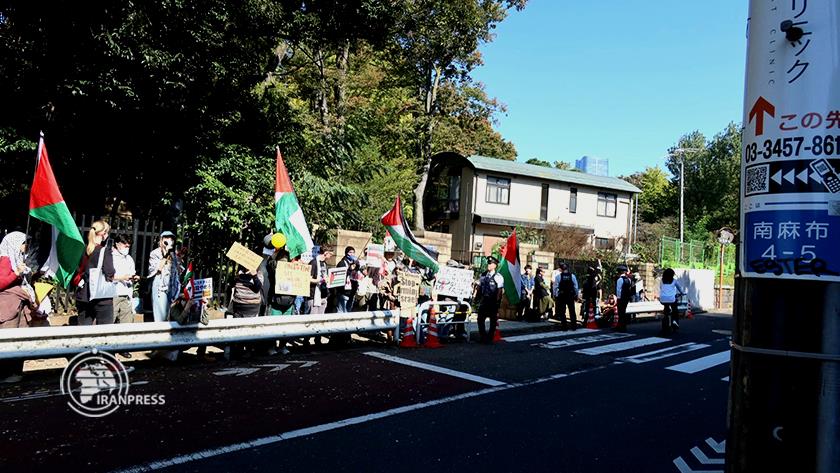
[691,446,724,464]
[721,376,729,382]
[536,332,633,349]
[362,352,506,387]
[504,329,598,342]
[113,363,611,472]
[213,368,261,377]
[666,351,731,374]
[706,438,726,454]
[575,337,670,355]
[673,457,722,473]
[618,343,710,364]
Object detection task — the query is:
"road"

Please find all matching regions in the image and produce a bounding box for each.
[0,313,732,473]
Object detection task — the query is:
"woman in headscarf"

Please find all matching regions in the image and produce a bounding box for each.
[0,231,36,384]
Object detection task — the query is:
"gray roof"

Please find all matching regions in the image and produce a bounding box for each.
[466,155,641,194]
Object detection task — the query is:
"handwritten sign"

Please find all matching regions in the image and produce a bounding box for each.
[434,266,474,300]
[366,244,384,268]
[327,267,347,289]
[226,242,263,273]
[275,262,311,296]
[397,272,421,307]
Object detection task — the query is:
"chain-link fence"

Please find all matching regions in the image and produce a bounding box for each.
[659,236,736,285]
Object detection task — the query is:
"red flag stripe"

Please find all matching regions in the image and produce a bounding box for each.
[275,148,294,194]
[30,138,66,210]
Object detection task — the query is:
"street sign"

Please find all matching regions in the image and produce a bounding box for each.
[740,2,840,281]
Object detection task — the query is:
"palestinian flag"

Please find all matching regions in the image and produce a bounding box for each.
[274,148,314,259]
[497,229,522,305]
[29,135,85,288]
[380,196,439,273]
[182,262,195,300]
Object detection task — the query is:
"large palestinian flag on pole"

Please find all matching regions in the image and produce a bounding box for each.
[380,196,439,273]
[497,229,522,305]
[274,147,314,259]
[29,134,85,288]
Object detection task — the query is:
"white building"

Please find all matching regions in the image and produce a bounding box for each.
[424,153,641,261]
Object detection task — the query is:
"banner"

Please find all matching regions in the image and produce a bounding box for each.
[327,267,347,289]
[434,266,474,300]
[225,242,263,273]
[397,272,421,307]
[275,261,311,296]
[366,244,384,268]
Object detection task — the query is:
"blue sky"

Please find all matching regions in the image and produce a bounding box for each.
[472,0,748,177]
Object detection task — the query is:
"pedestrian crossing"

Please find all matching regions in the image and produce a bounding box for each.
[517,329,731,377]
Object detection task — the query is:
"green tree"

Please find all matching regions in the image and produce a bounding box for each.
[526,158,551,167]
[625,166,676,223]
[554,160,573,170]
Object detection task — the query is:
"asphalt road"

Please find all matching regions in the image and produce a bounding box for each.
[0,314,733,473]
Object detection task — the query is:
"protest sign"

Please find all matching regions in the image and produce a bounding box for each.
[366,244,384,268]
[327,267,347,289]
[225,242,262,273]
[192,278,213,302]
[275,262,311,296]
[397,272,421,307]
[434,266,474,300]
[384,234,396,252]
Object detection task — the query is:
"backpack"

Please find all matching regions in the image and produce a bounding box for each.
[619,275,633,301]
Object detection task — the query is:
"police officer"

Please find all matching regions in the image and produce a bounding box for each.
[473,256,504,344]
[553,262,579,330]
[580,264,601,326]
[615,265,633,332]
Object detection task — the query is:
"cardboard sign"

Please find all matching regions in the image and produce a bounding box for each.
[366,244,384,268]
[225,242,263,273]
[397,272,421,307]
[192,278,213,302]
[384,235,396,252]
[434,266,474,300]
[327,267,347,289]
[275,262,311,296]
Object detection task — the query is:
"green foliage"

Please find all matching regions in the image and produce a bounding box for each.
[525,158,551,167]
[625,166,675,223]
[554,161,573,170]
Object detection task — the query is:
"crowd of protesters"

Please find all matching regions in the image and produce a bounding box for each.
[0,222,686,383]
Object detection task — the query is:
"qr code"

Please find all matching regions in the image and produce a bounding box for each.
[745,164,770,195]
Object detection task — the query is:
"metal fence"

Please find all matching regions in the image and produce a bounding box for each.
[659,236,736,285]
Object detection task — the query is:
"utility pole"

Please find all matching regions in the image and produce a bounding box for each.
[729,2,840,472]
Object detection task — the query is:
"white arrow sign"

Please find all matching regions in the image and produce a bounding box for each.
[797,169,809,183]
[771,170,783,185]
[213,368,261,377]
[811,171,823,184]
[783,169,795,184]
[691,447,724,465]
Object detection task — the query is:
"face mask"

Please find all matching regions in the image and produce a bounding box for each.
[118,247,129,256]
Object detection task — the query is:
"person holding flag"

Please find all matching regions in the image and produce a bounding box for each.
[147,231,181,322]
[473,256,504,344]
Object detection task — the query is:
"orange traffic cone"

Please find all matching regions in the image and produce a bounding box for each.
[586,303,599,329]
[686,301,694,320]
[399,317,418,348]
[493,319,504,343]
[424,313,443,348]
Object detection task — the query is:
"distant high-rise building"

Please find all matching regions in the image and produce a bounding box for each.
[575,156,609,176]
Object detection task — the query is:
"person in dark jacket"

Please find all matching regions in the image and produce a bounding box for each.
[75,220,116,325]
[580,264,602,326]
[615,266,633,332]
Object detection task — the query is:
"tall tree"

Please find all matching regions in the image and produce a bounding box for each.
[391,0,527,231]
[624,166,676,223]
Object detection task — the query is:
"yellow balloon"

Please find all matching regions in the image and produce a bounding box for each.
[271,232,287,249]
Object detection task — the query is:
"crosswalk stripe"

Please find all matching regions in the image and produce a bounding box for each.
[536,332,632,349]
[618,342,710,364]
[574,337,670,355]
[666,350,731,374]
[505,328,598,342]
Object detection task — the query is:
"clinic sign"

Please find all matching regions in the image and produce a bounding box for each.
[740,1,840,281]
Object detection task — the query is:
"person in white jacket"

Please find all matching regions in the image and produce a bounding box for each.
[659,268,684,334]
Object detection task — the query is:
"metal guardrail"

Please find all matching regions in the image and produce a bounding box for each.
[0,310,401,360]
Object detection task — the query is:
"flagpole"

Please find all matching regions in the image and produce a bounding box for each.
[25,131,45,238]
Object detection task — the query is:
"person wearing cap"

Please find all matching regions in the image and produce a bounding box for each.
[147,230,181,322]
[553,262,579,330]
[473,256,504,344]
[615,265,633,332]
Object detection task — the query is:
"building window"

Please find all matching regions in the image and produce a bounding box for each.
[448,175,460,213]
[569,187,577,214]
[540,184,549,221]
[597,192,617,218]
[595,237,613,249]
[485,176,510,204]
